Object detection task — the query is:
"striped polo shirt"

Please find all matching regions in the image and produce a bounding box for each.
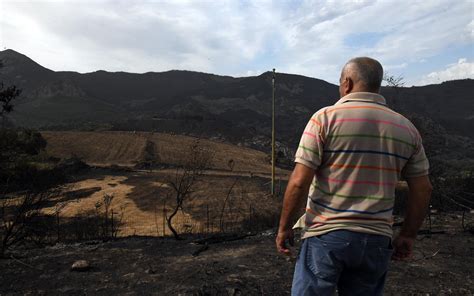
[295,92,429,239]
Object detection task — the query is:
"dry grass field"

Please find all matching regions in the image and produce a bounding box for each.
[40,131,289,237]
[41,131,287,173]
[43,169,281,236]
[41,131,148,167]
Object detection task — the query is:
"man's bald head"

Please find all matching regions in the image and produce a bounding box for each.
[339,57,383,96]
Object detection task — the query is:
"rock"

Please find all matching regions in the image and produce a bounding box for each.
[261,229,274,236]
[71,260,90,272]
[122,273,136,280]
[226,287,242,296]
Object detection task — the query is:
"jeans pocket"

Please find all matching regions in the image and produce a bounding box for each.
[305,236,348,279]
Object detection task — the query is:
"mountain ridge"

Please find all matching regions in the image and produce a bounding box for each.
[1,49,473,161]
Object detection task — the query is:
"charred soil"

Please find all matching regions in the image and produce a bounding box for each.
[1,214,473,295]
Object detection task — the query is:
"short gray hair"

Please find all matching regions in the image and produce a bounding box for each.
[343,57,384,91]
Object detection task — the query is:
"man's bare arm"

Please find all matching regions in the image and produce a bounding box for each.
[402,175,433,237]
[393,175,433,260]
[276,163,315,255]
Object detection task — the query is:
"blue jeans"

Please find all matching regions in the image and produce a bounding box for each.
[292,230,393,296]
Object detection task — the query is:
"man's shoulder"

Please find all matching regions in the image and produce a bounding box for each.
[313,106,332,117]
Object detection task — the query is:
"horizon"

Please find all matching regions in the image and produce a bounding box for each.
[2,48,473,88]
[1,1,472,87]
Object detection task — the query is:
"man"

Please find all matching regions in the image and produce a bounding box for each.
[276,57,432,295]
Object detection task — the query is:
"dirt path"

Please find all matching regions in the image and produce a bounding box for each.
[135,167,290,181]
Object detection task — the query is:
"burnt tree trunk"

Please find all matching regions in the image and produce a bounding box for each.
[166,204,182,240]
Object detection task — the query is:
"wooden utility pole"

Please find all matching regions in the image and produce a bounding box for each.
[271,68,276,196]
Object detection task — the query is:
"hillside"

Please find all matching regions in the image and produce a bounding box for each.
[2,49,473,155]
[41,131,286,173]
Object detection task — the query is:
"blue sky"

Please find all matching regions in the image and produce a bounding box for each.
[0,0,473,86]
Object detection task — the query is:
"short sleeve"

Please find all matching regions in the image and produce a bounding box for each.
[294,113,325,170]
[401,133,429,178]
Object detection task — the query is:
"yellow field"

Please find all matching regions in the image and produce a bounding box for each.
[41,131,285,173]
[40,131,289,236]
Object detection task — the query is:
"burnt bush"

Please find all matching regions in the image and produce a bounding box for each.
[56,156,89,176]
[241,207,279,233]
[1,190,124,257]
[0,128,69,193]
[58,201,124,242]
[394,169,474,215]
[0,188,61,257]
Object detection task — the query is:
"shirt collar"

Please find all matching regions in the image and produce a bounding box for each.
[334,92,387,106]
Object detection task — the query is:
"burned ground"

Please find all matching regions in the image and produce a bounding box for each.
[1,213,473,296]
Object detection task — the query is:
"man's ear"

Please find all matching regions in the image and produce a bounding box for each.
[343,77,354,94]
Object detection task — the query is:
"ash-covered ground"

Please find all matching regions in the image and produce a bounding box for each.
[1,213,473,296]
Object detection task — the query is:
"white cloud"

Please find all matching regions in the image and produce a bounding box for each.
[0,0,473,84]
[1,1,277,74]
[466,20,474,40]
[384,63,408,71]
[275,0,473,83]
[418,58,474,85]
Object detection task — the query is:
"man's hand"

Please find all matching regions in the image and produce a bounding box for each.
[276,163,314,256]
[392,235,415,261]
[276,228,294,255]
[392,175,432,261]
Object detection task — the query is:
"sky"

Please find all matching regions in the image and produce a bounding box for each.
[0,0,473,86]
